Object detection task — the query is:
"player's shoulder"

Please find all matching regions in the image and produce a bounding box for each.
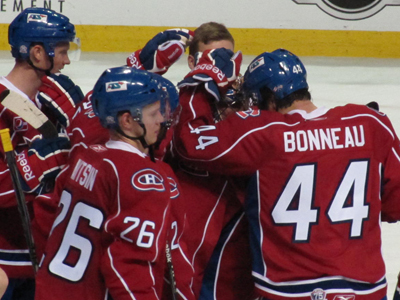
[332,103,397,136]
[70,143,111,167]
[0,82,7,93]
[337,103,386,117]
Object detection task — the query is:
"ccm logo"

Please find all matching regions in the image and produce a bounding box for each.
[132,168,165,192]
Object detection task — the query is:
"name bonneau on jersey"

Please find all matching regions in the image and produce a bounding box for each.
[284,125,365,152]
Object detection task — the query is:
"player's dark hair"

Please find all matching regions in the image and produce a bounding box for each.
[259,87,311,111]
[189,22,234,56]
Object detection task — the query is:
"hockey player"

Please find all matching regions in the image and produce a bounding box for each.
[34,67,189,300]
[79,26,251,300]
[166,22,254,300]
[0,7,82,300]
[174,48,400,300]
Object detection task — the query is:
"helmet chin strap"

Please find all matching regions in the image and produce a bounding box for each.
[116,123,150,149]
[116,115,157,162]
[27,52,53,76]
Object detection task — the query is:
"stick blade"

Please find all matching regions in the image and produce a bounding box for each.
[1,89,58,138]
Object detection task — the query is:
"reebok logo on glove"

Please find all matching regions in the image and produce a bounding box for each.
[16,151,35,182]
[192,64,226,83]
[127,53,144,70]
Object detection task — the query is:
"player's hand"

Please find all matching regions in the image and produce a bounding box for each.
[126,28,194,75]
[16,135,70,193]
[178,48,242,102]
[38,73,84,128]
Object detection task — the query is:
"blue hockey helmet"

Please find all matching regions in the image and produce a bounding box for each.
[243,48,308,104]
[91,66,168,129]
[154,74,180,128]
[8,7,77,60]
[153,74,179,113]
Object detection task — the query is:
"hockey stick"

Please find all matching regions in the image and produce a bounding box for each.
[0,89,58,139]
[165,242,178,300]
[0,89,59,274]
[0,129,38,273]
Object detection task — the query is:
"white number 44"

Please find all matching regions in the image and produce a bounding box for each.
[293,64,303,74]
[272,161,369,242]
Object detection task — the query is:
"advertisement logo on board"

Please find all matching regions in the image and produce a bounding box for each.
[293,0,400,20]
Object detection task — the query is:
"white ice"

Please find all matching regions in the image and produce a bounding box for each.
[1,51,400,298]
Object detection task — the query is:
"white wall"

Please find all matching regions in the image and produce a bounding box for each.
[1,0,400,31]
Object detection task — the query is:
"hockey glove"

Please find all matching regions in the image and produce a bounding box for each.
[126,28,194,75]
[16,135,70,193]
[38,73,84,128]
[178,48,242,102]
[366,101,379,111]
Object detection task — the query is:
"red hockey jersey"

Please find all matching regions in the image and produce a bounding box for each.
[67,92,109,147]
[173,86,400,300]
[35,141,172,300]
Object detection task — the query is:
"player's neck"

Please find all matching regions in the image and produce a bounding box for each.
[110,132,147,154]
[279,100,317,115]
[6,62,43,99]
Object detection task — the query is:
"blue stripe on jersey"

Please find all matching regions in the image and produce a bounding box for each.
[199,210,245,300]
[254,272,387,296]
[0,249,31,265]
[245,171,265,276]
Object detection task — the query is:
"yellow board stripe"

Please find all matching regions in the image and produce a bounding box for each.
[1,24,399,58]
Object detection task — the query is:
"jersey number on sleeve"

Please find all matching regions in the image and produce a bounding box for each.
[272,160,370,242]
[120,217,155,248]
[190,125,219,150]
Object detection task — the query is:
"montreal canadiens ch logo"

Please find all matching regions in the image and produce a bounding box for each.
[132,168,165,192]
[293,0,400,20]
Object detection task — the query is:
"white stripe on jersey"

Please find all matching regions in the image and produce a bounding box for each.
[103,159,121,233]
[253,272,387,298]
[191,180,228,266]
[341,113,395,139]
[182,121,300,163]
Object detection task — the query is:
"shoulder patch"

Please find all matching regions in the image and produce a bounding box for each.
[131,168,165,192]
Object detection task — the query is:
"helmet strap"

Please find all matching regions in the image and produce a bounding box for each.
[27,50,53,76]
[148,145,156,162]
[116,123,150,150]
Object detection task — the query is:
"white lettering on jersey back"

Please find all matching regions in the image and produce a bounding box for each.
[70,158,99,191]
[284,125,365,152]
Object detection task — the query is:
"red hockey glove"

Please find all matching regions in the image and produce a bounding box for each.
[16,135,70,193]
[126,28,194,75]
[178,48,242,102]
[38,73,84,128]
